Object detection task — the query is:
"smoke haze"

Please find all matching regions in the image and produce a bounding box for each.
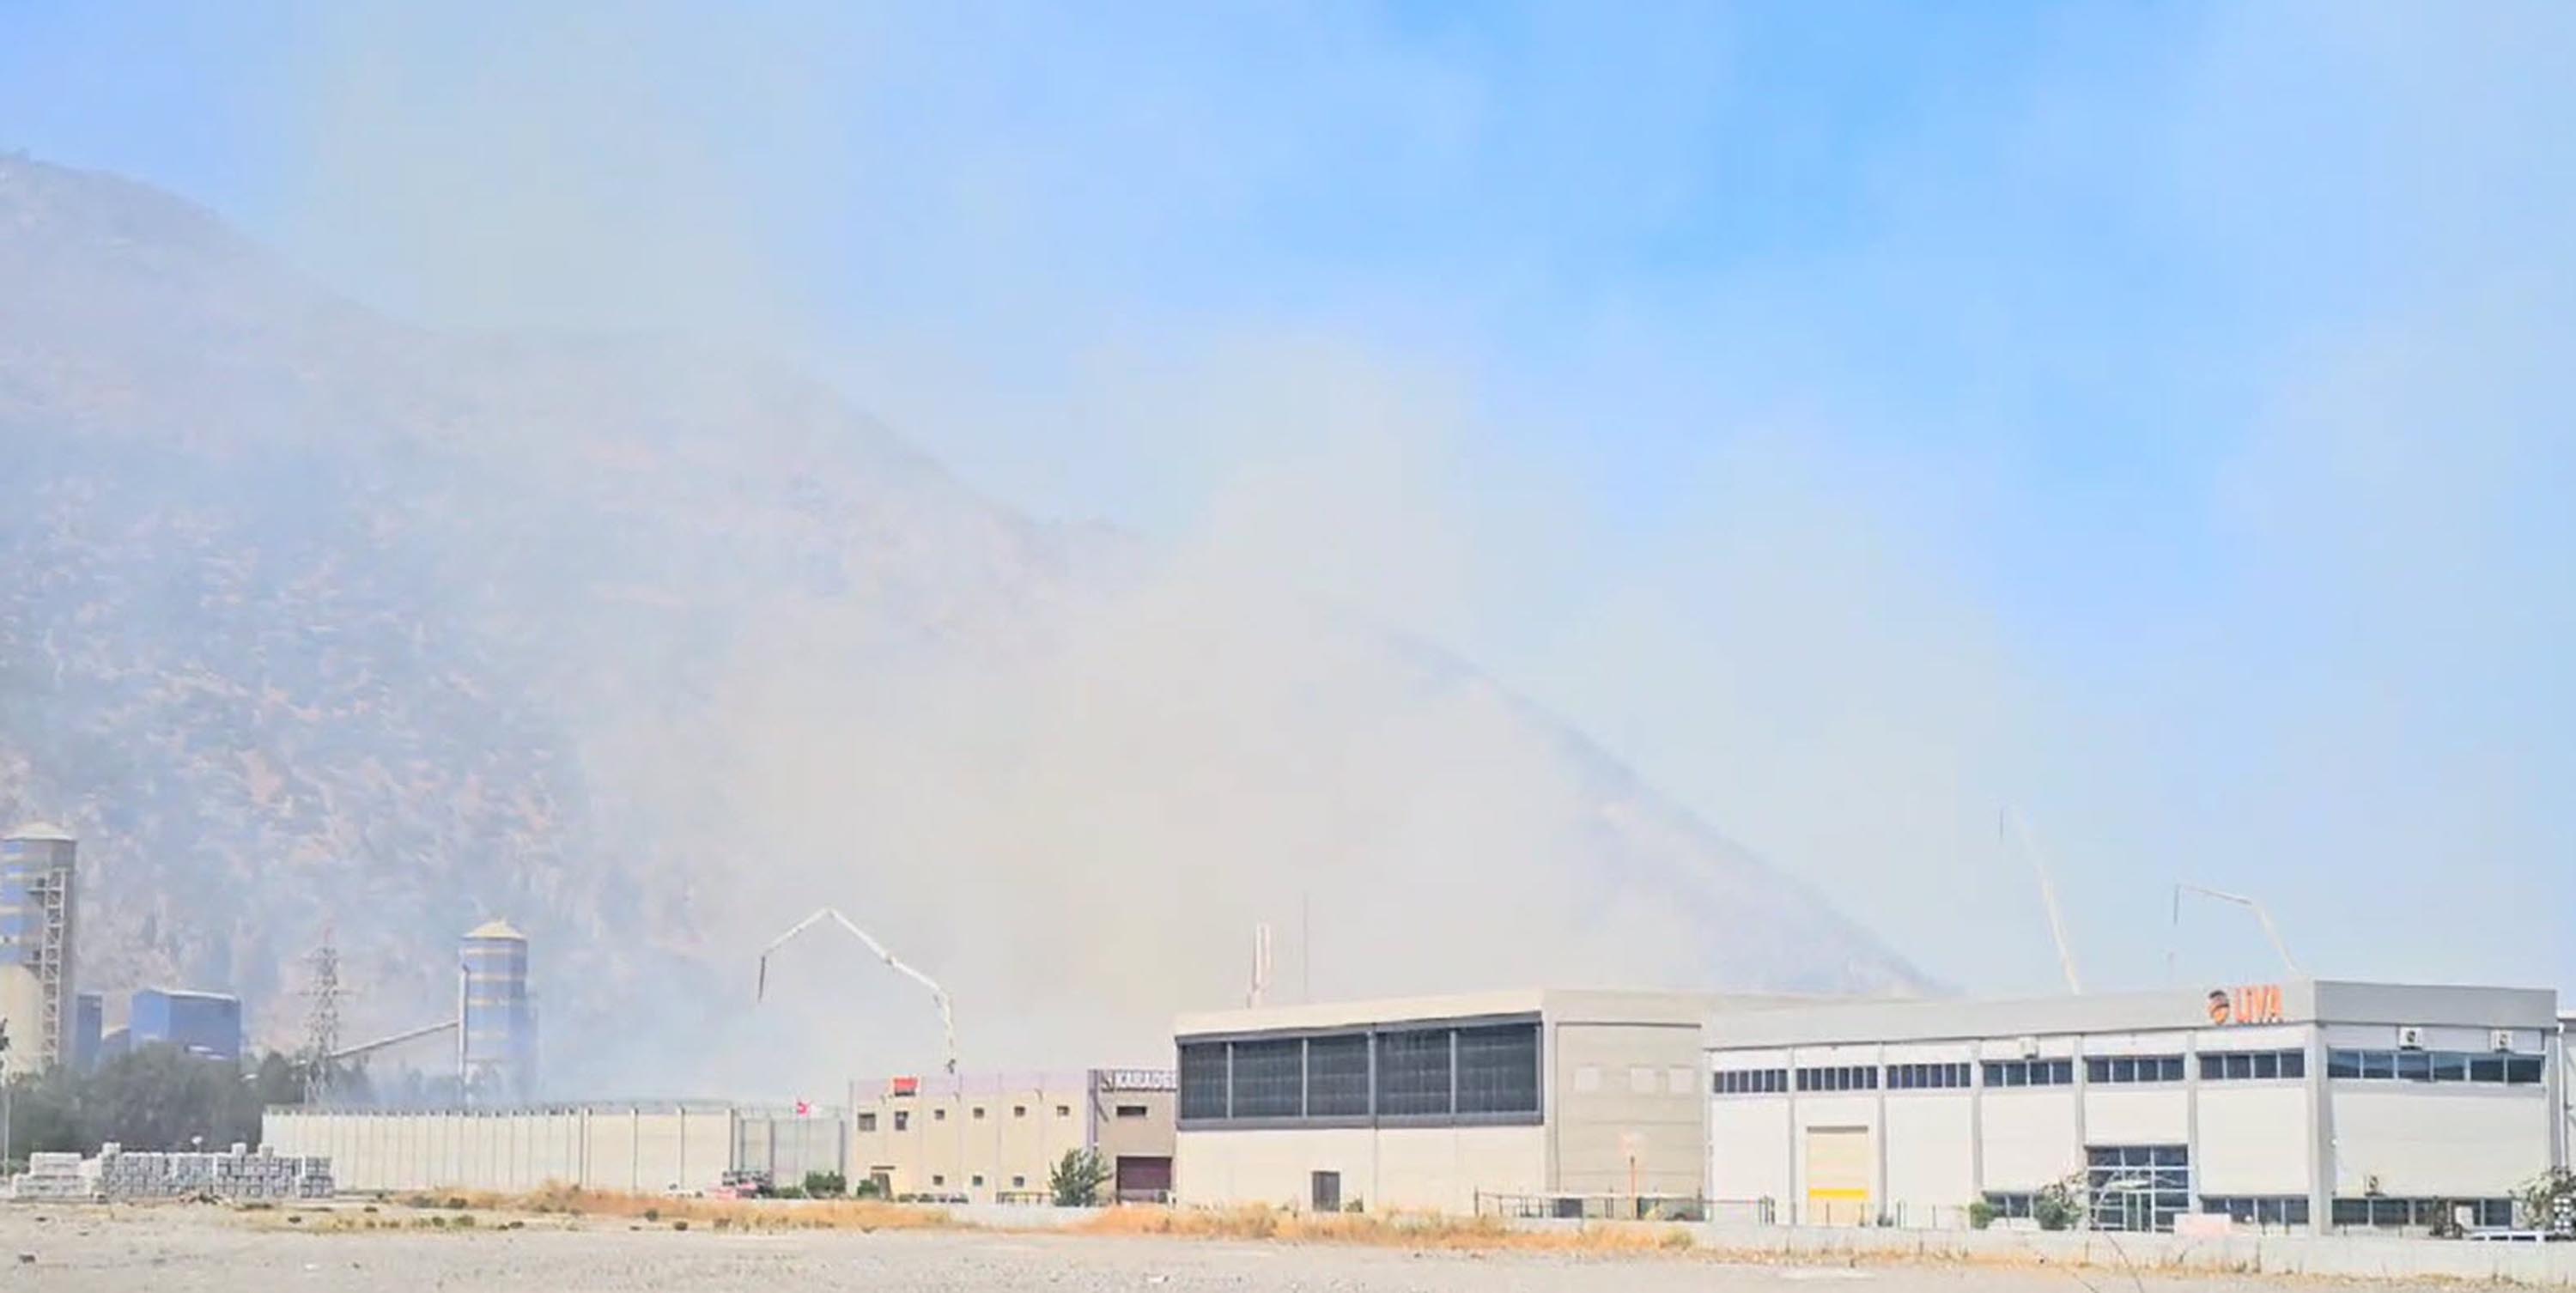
[2,3,2571,1096]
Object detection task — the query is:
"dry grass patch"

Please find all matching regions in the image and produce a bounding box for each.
[1073,1205,1693,1254]
[511,1185,954,1233]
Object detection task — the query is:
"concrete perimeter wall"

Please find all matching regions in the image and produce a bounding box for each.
[1514,1219,2576,1286]
[264,1107,736,1195]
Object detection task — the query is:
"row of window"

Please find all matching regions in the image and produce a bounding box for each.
[2200,1196,2308,1228]
[1986,1059,2075,1088]
[1797,1065,1880,1092]
[2331,1197,2515,1229]
[858,1102,1081,1132]
[2202,1049,2305,1081]
[1984,1194,2520,1232]
[2086,1054,2185,1084]
[1717,1050,2317,1097]
[1714,1069,1788,1095]
[2327,1049,2545,1085]
[1179,1023,1541,1123]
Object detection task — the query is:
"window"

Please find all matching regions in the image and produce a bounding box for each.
[1455,1023,1541,1115]
[1887,1062,1970,1090]
[2202,1196,2310,1229]
[931,1175,944,1187]
[1179,1041,1229,1120]
[1012,1176,1025,1188]
[2326,1049,2543,1086]
[1983,1059,2073,1088]
[2087,1144,2190,1232]
[892,1111,908,1132]
[1056,1105,1071,1117]
[972,1106,987,1120]
[1628,1065,1657,1095]
[1013,1105,1027,1118]
[1306,1033,1370,1117]
[1983,1192,2036,1220]
[856,1113,878,1132]
[2087,1055,2184,1084]
[1714,1068,1788,1096]
[1230,1037,1304,1118]
[1795,1065,1879,1092]
[1376,1029,1453,1117]
[970,1175,984,1187]
[933,1108,946,1121]
[2333,1198,2514,1230]
[1115,1104,1148,1119]
[2202,1050,2306,1080]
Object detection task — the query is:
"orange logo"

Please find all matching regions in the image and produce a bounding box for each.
[2209,984,2283,1026]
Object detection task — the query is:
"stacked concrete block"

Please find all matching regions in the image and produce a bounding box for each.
[79,1144,335,1200]
[9,1151,101,1201]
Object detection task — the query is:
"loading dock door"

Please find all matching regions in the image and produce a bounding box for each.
[1803,1126,1871,1226]
[1115,1156,1173,1202]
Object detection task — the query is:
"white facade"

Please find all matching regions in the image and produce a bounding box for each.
[1172,989,1722,1215]
[263,1103,738,1194]
[1705,980,2561,1235]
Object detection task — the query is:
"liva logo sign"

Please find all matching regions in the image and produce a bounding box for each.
[2208,984,2286,1026]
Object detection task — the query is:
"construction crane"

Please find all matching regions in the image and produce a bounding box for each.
[2002,807,2085,994]
[756,908,958,1076]
[2171,883,2300,976]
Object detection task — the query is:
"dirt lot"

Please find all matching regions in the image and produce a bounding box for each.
[0,1205,2451,1292]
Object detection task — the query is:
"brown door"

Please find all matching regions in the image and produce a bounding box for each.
[1310,1170,1341,1213]
[1115,1156,1173,1201]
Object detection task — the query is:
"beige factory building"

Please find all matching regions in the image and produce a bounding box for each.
[847,1068,1176,1203]
[1173,989,1726,1216]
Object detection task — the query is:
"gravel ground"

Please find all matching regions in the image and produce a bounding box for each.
[0,1207,2442,1292]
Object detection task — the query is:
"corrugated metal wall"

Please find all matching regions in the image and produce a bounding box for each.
[732,1110,849,1187]
[262,1106,738,1194]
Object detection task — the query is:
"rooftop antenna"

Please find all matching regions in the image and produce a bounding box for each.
[2170,883,2300,979]
[2002,807,2084,994]
[1247,922,1274,1008]
[756,907,958,1076]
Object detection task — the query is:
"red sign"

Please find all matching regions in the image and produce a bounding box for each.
[889,1077,919,1096]
[2208,984,2284,1026]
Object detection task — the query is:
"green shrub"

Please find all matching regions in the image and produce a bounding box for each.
[1967,1199,1997,1230]
[1049,1148,1110,1207]
[803,1170,848,1198]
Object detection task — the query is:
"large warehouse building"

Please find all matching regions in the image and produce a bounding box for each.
[1172,989,1727,1215]
[1704,980,2563,1235]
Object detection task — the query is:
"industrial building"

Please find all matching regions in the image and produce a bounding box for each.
[1172,990,1718,1215]
[846,1069,1177,1203]
[1704,980,2564,1235]
[129,987,244,1060]
[459,919,537,1102]
[0,823,77,1071]
[262,1071,1175,1201]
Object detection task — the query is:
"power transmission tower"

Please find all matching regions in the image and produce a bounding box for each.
[301,929,343,1105]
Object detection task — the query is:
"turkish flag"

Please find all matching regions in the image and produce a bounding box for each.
[794,1100,811,1116]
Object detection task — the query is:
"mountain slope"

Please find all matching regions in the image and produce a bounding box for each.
[0,155,1926,1090]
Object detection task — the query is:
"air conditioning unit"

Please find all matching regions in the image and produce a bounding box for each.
[2395,1026,2426,1051]
[2490,1029,2516,1053]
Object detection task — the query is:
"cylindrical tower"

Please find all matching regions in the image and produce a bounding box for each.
[458,919,535,1102]
[0,824,77,1073]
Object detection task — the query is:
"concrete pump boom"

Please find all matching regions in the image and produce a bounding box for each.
[756,907,958,1076]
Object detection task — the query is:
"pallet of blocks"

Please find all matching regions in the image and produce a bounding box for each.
[92,1144,335,1200]
[8,1151,101,1202]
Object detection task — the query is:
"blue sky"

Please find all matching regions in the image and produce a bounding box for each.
[5,2,2572,996]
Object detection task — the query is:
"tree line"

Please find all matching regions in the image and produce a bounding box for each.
[4,1045,368,1166]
